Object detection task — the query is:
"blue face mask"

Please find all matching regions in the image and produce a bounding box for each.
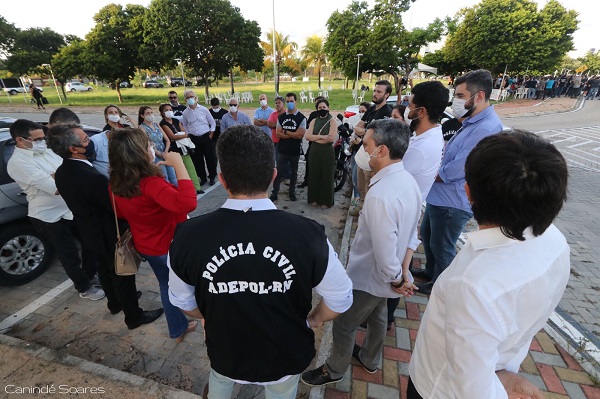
[286,102,295,111]
[187,97,196,106]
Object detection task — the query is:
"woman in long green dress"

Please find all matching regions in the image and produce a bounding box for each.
[305,99,337,208]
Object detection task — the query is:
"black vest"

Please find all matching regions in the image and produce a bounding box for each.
[277,111,306,155]
[169,208,329,382]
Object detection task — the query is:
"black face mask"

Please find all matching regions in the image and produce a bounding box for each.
[317,109,329,118]
[77,140,96,162]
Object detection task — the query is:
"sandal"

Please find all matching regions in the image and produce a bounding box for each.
[175,320,198,343]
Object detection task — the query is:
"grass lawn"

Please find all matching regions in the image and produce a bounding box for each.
[0,79,418,111]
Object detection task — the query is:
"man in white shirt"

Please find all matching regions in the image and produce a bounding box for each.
[408,130,569,399]
[181,90,217,186]
[302,119,421,385]
[7,120,104,300]
[167,125,352,399]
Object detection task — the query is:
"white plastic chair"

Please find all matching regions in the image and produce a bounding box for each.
[308,92,315,103]
[300,91,308,103]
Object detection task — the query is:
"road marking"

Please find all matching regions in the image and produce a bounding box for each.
[0,279,73,333]
[551,136,577,144]
[196,181,221,199]
[567,140,594,148]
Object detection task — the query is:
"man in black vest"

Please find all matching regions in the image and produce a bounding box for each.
[269,92,306,202]
[47,123,163,330]
[168,125,352,398]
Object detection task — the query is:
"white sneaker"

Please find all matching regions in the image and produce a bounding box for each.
[349,199,361,216]
[79,286,105,301]
[89,275,101,287]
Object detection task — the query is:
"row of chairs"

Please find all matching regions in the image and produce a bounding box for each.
[203,91,254,105]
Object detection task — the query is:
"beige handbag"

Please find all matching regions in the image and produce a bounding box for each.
[111,192,142,276]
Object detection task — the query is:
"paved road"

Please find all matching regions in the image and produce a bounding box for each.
[502,100,600,346]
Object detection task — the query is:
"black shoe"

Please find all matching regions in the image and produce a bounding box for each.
[301,365,343,386]
[411,269,432,281]
[209,178,215,186]
[196,189,205,194]
[415,281,434,296]
[289,192,297,202]
[352,344,377,374]
[297,181,308,188]
[200,179,207,186]
[109,291,142,315]
[126,308,164,330]
[269,194,278,201]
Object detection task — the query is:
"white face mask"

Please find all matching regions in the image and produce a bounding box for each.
[149,146,156,160]
[229,105,238,113]
[32,140,48,154]
[404,106,421,125]
[451,94,476,118]
[107,114,121,123]
[144,115,154,123]
[164,111,175,119]
[260,99,268,107]
[354,145,381,171]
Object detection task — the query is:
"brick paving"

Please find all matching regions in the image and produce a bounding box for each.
[319,282,600,398]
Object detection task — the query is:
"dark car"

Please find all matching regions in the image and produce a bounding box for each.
[0,118,101,286]
[168,77,192,87]
[143,80,164,88]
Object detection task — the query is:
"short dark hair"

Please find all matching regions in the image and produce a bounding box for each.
[47,123,82,159]
[9,119,43,140]
[314,96,325,108]
[465,130,568,240]
[216,125,274,196]
[158,103,172,114]
[168,90,177,96]
[316,98,329,108]
[411,81,450,123]
[210,97,220,106]
[48,107,80,126]
[394,103,406,119]
[359,101,371,109]
[367,119,410,160]
[375,80,393,94]
[455,69,493,101]
[285,92,297,101]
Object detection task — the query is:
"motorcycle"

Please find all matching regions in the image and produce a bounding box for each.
[333,115,353,192]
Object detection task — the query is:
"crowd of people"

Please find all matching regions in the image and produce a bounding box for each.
[6,68,573,398]
[496,73,600,100]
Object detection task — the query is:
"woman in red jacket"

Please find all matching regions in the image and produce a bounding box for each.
[108,128,198,343]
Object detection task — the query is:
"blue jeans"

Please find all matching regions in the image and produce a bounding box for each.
[273,143,291,179]
[155,156,178,186]
[208,369,300,399]
[421,204,472,282]
[139,253,188,339]
[587,88,598,100]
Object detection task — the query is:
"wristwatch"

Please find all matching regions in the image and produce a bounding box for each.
[391,276,406,288]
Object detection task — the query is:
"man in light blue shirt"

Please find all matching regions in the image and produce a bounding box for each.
[220,97,252,132]
[416,69,503,295]
[253,93,274,138]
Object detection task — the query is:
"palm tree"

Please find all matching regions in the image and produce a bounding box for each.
[302,35,327,89]
[261,30,297,94]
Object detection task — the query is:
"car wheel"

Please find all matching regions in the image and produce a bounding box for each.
[9,90,18,95]
[0,223,53,286]
[87,88,93,91]
[71,88,76,92]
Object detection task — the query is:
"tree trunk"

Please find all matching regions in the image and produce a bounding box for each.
[318,68,322,89]
[60,84,68,102]
[204,74,210,98]
[390,71,400,95]
[116,85,123,103]
[275,61,280,95]
[230,69,235,94]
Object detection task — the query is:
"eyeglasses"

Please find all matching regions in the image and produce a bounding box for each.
[229,104,238,106]
[23,137,45,143]
[185,96,195,100]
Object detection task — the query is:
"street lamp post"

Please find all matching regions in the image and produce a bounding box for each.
[355,53,363,104]
[272,0,278,95]
[41,64,63,105]
[174,58,186,91]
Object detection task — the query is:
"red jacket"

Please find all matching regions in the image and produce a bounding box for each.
[112,177,197,256]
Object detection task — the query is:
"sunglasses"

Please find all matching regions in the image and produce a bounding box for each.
[229,104,238,106]
[169,96,178,99]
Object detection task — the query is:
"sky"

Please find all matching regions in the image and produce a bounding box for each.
[1,0,597,58]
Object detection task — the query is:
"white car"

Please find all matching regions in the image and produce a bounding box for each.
[65,82,93,92]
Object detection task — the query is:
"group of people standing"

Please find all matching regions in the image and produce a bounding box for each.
[499,73,600,100]
[6,69,573,399]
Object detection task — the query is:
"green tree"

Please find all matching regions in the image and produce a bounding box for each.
[577,50,600,75]
[5,28,65,76]
[84,4,146,103]
[261,30,298,94]
[0,16,19,58]
[434,0,578,74]
[302,35,327,88]
[143,0,262,97]
[51,40,87,100]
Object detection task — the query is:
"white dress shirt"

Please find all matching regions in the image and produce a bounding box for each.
[403,125,444,250]
[7,147,72,223]
[409,225,570,399]
[181,105,216,136]
[346,162,422,297]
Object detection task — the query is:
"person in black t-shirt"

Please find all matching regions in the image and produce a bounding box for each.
[168,125,352,397]
[270,93,307,202]
[167,90,187,119]
[208,97,229,143]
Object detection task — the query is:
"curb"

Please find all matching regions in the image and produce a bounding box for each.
[0,334,198,399]
[500,96,585,119]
